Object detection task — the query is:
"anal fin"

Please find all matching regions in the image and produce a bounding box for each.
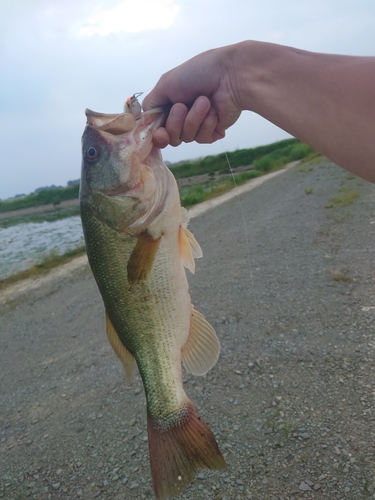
[181,308,220,376]
[127,231,161,284]
[106,312,136,383]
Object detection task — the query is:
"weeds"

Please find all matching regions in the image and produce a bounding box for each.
[180,185,205,206]
[180,171,261,207]
[304,188,313,194]
[325,185,360,223]
[326,212,349,223]
[0,185,79,213]
[329,269,352,283]
[0,245,86,289]
[253,143,315,173]
[1,138,317,284]
[170,138,315,179]
[0,204,80,229]
[329,186,359,207]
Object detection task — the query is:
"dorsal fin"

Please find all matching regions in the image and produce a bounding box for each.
[127,231,161,284]
[181,308,220,376]
[106,312,136,383]
[178,226,202,274]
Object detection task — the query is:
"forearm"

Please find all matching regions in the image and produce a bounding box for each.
[230,41,375,182]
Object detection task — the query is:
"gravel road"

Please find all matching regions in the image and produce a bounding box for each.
[1,159,375,500]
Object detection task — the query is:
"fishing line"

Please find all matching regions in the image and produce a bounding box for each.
[220,141,263,353]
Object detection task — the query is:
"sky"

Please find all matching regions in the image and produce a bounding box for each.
[0,0,374,199]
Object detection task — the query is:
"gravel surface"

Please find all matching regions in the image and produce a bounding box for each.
[1,159,375,500]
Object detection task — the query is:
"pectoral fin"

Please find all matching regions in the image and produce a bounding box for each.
[127,231,161,284]
[106,312,136,383]
[180,206,190,228]
[181,308,220,376]
[178,226,202,274]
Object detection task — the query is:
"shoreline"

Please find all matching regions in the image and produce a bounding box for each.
[2,158,375,499]
[0,162,297,305]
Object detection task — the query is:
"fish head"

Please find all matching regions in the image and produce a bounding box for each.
[80,106,168,232]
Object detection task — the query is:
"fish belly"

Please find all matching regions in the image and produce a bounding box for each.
[81,204,225,500]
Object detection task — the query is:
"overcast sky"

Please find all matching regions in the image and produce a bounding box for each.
[1,0,374,199]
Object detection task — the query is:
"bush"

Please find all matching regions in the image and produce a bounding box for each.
[0,184,80,213]
[289,143,314,161]
[169,138,314,181]
[254,155,274,172]
[181,185,205,206]
[234,170,261,184]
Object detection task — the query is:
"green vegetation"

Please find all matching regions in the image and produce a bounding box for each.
[0,184,80,213]
[1,137,317,286]
[304,188,313,195]
[325,184,359,223]
[0,205,80,229]
[329,269,352,283]
[0,245,86,289]
[1,138,315,215]
[170,138,315,179]
[179,139,315,207]
[329,186,359,207]
[180,170,262,207]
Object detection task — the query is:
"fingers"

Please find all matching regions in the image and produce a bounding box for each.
[179,96,211,143]
[152,96,221,147]
[194,107,219,144]
[167,104,188,146]
[152,128,170,149]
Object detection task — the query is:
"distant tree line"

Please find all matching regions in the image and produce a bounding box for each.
[169,138,313,179]
[0,140,313,213]
[0,184,80,213]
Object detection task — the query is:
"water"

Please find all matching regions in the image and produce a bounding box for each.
[0,216,84,280]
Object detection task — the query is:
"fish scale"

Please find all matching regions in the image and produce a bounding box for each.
[82,202,189,417]
[80,100,225,499]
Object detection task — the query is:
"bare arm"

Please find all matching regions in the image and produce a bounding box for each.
[142,41,375,183]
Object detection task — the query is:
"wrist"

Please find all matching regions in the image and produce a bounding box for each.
[225,40,294,113]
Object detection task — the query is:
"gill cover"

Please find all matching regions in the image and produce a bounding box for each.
[80,98,169,235]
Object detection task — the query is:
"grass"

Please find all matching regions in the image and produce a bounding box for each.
[0,245,86,289]
[0,184,80,213]
[329,269,352,283]
[0,205,80,229]
[169,138,315,179]
[326,211,349,223]
[180,170,262,207]
[0,139,315,216]
[329,186,359,207]
[1,138,317,285]
[325,185,360,223]
[304,188,313,195]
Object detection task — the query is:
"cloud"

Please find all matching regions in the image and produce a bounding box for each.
[1,0,374,198]
[78,0,180,37]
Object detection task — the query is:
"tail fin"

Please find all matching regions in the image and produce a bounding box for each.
[147,399,226,499]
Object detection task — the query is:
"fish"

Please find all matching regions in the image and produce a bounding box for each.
[80,96,226,499]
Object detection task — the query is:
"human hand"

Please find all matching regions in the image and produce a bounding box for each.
[142,45,243,148]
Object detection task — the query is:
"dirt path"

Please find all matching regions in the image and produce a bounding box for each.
[1,159,375,500]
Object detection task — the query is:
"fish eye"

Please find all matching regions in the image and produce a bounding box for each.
[85,146,99,161]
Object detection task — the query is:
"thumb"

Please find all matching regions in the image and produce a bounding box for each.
[142,87,170,112]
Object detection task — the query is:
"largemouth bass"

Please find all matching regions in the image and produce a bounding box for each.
[80,97,225,499]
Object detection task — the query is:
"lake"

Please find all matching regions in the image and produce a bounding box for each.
[0,216,84,280]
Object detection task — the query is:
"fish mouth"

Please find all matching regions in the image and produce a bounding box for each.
[85,109,135,136]
[85,106,167,137]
